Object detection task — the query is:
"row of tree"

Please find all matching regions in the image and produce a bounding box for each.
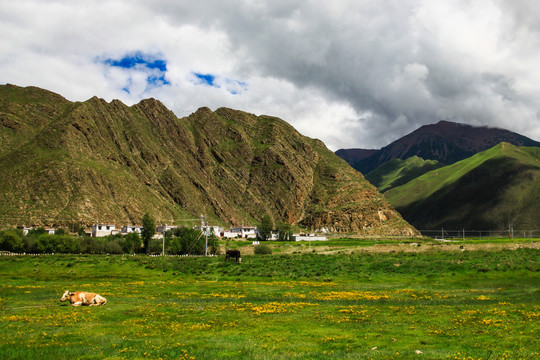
[0,226,218,256]
[0,229,137,254]
[258,215,293,241]
[0,214,293,254]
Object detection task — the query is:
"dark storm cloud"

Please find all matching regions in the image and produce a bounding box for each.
[143,0,540,147]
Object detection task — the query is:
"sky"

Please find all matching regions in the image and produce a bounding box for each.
[1,0,540,150]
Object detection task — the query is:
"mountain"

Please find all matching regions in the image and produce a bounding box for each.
[365,156,443,193]
[334,148,377,165]
[336,120,540,174]
[0,84,416,235]
[384,143,540,230]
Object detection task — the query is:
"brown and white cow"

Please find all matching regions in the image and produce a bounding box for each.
[60,290,107,306]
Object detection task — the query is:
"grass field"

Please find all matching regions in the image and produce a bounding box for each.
[0,241,539,359]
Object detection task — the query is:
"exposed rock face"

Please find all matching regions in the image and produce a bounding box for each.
[0,84,416,235]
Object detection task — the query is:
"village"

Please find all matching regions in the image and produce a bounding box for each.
[19,223,327,242]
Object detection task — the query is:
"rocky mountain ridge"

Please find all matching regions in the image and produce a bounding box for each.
[0,84,416,235]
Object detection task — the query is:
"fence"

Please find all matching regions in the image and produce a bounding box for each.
[419,229,540,240]
[0,252,219,257]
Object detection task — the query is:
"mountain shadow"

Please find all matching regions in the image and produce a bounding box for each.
[385,143,540,230]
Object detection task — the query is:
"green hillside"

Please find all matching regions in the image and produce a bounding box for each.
[384,142,540,230]
[0,85,416,235]
[365,156,443,192]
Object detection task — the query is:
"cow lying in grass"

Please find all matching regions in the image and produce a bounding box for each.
[60,290,107,306]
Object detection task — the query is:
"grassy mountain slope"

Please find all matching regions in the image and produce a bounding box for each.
[384,143,540,230]
[0,85,72,157]
[0,84,416,235]
[365,156,443,192]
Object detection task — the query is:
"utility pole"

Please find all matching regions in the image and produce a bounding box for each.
[201,215,208,256]
[162,229,165,256]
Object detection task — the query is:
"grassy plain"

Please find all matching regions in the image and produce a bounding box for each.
[0,240,539,359]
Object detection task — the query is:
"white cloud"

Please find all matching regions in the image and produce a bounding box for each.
[1,0,539,150]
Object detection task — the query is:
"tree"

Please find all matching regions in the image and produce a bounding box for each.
[277,221,293,241]
[178,227,205,255]
[27,227,46,238]
[167,227,208,255]
[207,233,220,255]
[33,234,56,253]
[123,232,142,254]
[77,227,86,237]
[141,213,155,253]
[258,215,273,241]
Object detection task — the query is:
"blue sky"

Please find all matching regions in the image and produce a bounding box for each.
[193,73,216,87]
[102,52,170,94]
[193,72,247,95]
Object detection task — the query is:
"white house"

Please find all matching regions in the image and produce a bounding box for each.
[230,226,258,239]
[20,226,56,236]
[45,227,56,235]
[121,225,143,235]
[293,233,327,242]
[92,224,118,237]
[156,224,177,234]
[222,231,240,239]
[258,230,280,241]
[22,226,32,236]
[201,225,223,237]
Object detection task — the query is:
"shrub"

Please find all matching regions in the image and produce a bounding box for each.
[254,244,272,255]
[80,237,107,254]
[55,235,81,253]
[0,230,24,252]
[32,234,57,253]
[105,240,123,254]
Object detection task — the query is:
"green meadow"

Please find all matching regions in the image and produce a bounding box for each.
[0,243,539,359]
